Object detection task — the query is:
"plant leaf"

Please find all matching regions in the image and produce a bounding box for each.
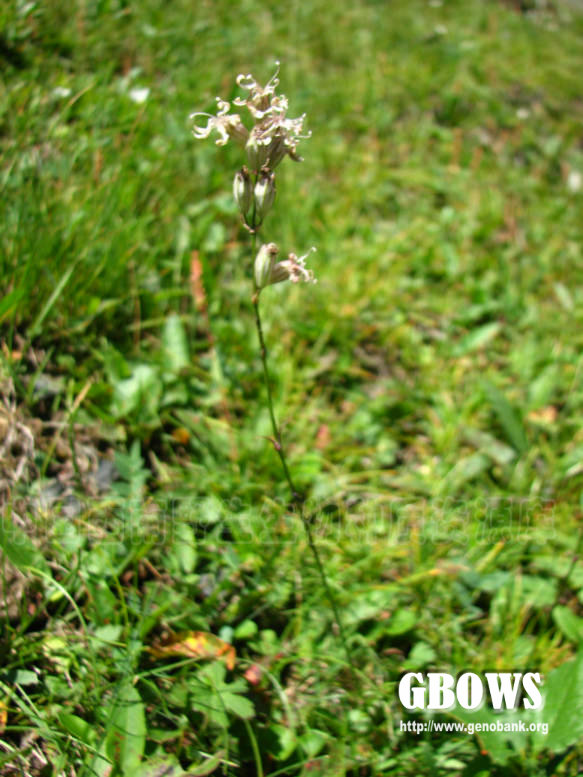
[161,313,190,375]
[552,605,583,644]
[455,322,501,355]
[222,691,254,720]
[59,712,95,746]
[173,522,197,574]
[482,381,528,454]
[386,608,418,635]
[149,631,236,670]
[532,650,583,753]
[112,364,162,421]
[0,520,48,574]
[105,683,146,775]
[185,752,226,776]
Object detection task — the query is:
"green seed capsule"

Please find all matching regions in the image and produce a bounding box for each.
[233,168,252,216]
[254,242,279,290]
[254,172,276,222]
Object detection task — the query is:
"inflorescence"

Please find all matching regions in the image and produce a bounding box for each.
[190,62,316,292]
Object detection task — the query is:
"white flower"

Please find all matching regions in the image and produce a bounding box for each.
[52,86,72,99]
[190,98,249,147]
[254,244,317,291]
[567,170,581,193]
[129,87,150,104]
[190,62,310,167]
[234,63,283,119]
[271,247,317,285]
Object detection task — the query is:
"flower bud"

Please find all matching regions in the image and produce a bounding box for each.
[254,242,279,290]
[254,171,276,222]
[233,167,252,216]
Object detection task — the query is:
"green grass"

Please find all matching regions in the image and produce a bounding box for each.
[2,0,583,774]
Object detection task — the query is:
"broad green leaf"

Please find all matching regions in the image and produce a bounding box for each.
[472,570,511,593]
[299,729,328,758]
[105,683,146,774]
[173,522,197,574]
[552,606,583,644]
[0,520,48,574]
[87,743,112,777]
[528,365,558,410]
[234,619,258,640]
[222,691,254,719]
[402,641,437,670]
[519,576,557,609]
[161,313,190,375]
[344,588,396,625]
[386,608,418,635]
[112,363,162,420]
[530,651,583,753]
[455,322,501,355]
[41,636,71,672]
[348,708,371,733]
[268,724,297,761]
[91,624,124,647]
[9,669,39,686]
[59,712,95,745]
[101,341,131,384]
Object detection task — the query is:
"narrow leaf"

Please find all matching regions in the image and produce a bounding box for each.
[173,522,196,574]
[482,381,528,454]
[29,261,77,337]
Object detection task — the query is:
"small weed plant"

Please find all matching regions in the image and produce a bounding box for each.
[190,62,354,674]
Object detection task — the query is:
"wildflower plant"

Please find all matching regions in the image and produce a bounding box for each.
[191,63,352,669]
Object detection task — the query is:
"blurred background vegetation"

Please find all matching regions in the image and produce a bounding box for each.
[1,0,583,774]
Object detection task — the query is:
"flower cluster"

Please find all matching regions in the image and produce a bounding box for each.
[190,62,310,173]
[190,63,316,291]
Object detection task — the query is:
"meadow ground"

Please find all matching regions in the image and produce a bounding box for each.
[1,0,583,774]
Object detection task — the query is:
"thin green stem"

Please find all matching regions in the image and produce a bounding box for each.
[252,297,297,499]
[250,270,355,674]
[247,174,354,673]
